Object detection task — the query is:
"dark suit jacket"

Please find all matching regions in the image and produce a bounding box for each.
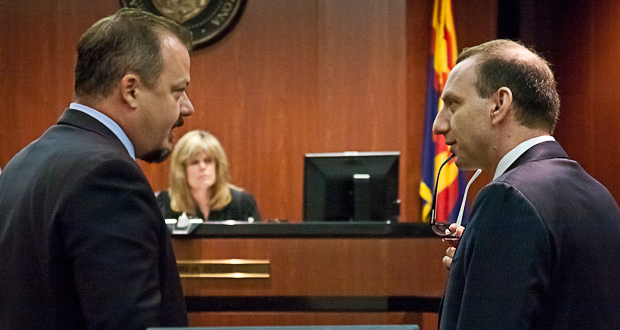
[439,141,620,330]
[0,109,187,329]
[156,188,261,222]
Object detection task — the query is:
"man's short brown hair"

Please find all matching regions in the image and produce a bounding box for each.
[458,40,560,133]
[74,8,192,100]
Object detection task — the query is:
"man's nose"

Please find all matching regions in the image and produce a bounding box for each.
[432,107,449,136]
[179,92,194,117]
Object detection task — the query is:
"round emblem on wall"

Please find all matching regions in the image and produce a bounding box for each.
[120,0,247,49]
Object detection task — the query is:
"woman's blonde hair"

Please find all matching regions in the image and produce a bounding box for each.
[168,130,237,215]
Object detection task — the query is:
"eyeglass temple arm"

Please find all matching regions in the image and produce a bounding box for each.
[431,153,456,223]
[455,168,483,228]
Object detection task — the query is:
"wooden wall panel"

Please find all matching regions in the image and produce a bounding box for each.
[558,0,620,200]
[589,1,620,200]
[316,0,406,152]
[188,312,424,328]
[0,0,118,166]
[172,236,445,330]
[404,0,433,224]
[173,238,447,297]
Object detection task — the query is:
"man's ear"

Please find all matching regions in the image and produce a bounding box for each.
[490,87,513,125]
[120,74,139,109]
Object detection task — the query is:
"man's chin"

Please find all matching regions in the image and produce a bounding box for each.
[454,157,479,172]
[139,148,172,164]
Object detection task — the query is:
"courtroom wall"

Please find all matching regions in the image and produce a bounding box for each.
[1,0,496,222]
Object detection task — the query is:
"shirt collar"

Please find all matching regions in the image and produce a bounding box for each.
[69,102,136,160]
[493,135,555,180]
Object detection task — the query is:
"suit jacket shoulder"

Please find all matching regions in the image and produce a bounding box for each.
[440,141,620,330]
[0,109,187,329]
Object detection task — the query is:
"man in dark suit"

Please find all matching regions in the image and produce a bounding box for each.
[433,39,620,329]
[0,8,194,329]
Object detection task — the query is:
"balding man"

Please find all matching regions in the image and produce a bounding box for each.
[433,39,620,330]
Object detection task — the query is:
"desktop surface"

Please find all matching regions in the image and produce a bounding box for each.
[170,221,436,238]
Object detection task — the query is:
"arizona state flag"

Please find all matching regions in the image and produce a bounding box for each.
[420,0,466,223]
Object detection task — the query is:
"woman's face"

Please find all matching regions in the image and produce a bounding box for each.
[186,151,217,191]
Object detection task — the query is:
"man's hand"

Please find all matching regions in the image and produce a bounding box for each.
[442,223,464,270]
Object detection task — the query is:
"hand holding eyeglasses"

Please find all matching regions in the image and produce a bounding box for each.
[430,154,481,241]
[429,154,480,270]
[443,223,464,270]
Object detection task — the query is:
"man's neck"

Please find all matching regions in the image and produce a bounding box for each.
[493,134,554,180]
[490,126,550,170]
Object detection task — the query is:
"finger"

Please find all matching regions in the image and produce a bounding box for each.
[455,225,465,237]
[446,247,455,258]
[449,223,465,238]
[443,256,452,270]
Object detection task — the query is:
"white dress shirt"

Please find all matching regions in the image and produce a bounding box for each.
[493,135,556,180]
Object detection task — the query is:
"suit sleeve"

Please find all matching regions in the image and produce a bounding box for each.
[445,183,552,330]
[58,158,171,330]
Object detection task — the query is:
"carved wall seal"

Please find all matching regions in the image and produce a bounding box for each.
[120,0,247,49]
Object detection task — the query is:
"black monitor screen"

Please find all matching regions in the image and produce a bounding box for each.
[303,151,400,222]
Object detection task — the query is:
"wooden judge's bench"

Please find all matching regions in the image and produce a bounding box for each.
[170,222,448,330]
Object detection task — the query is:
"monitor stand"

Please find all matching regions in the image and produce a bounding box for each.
[353,174,370,221]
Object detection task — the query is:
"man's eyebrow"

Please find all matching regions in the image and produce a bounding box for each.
[172,81,189,91]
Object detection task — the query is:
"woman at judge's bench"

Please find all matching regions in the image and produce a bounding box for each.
[157,130,261,222]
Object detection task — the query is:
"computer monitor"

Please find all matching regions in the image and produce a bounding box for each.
[303,151,400,222]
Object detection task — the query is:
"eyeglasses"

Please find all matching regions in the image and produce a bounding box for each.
[430,154,457,239]
[430,154,482,240]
